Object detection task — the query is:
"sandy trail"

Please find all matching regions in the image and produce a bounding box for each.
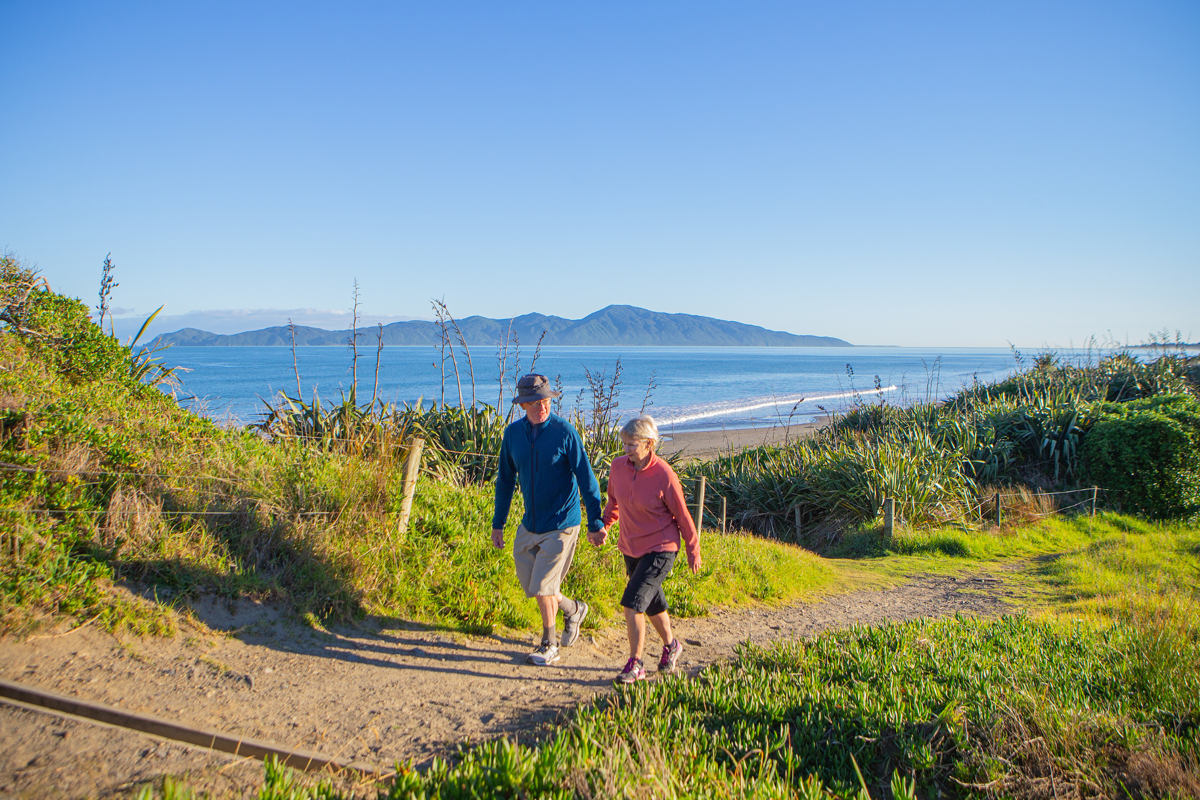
[0,570,1017,798]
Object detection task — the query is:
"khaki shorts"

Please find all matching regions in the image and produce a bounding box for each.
[513,524,580,598]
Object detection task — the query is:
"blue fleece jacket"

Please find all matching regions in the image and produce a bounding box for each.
[491,412,604,534]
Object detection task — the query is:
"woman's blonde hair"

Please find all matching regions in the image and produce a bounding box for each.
[620,414,660,444]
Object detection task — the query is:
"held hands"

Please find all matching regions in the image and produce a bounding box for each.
[587,526,608,547]
[491,528,504,549]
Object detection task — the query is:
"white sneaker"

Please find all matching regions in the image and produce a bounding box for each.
[527,642,560,666]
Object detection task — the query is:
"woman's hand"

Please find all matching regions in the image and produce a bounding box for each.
[688,552,702,574]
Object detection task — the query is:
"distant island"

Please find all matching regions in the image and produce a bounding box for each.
[149,305,852,348]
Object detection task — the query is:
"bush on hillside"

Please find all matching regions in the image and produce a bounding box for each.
[1081,394,1200,520]
[1,256,130,384]
[952,349,1195,407]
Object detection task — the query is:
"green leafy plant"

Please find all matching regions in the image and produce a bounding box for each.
[1082,394,1200,520]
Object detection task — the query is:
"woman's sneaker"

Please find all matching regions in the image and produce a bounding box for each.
[615,657,646,684]
[658,639,683,672]
[561,600,589,647]
[527,641,560,666]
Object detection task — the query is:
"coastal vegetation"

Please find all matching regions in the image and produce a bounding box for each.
[4,256,1199,798]
[0,256,828,638]
[681,347,1200,541]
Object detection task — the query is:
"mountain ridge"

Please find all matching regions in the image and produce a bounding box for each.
[149,305,852,348]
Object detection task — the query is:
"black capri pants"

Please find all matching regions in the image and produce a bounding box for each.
[621,551,677,616]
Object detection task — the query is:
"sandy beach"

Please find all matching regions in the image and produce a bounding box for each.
[657,418,832,461]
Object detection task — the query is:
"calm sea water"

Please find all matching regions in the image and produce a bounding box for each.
[157,344,1080,433]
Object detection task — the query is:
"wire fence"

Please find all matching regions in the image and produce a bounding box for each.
[263,431,503,459]
[0,507,338,517]
[0,456,1116,529]
[0,461,362,519]
[0,439,430,522]
[689,481,1114,536]
[0,461,241,484]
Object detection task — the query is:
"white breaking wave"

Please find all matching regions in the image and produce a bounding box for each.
[655,386,899,426]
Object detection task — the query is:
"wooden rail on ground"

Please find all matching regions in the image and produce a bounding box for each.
[0,678,386,778]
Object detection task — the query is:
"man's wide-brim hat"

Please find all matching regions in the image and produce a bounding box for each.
[512,374,560,405]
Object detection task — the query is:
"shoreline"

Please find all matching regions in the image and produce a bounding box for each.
[658,418,832,461]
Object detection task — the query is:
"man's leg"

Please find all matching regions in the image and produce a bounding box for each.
[535,594,559,644]
[515,526,558,665]
[534,528,582,644]
[556,594,578,616]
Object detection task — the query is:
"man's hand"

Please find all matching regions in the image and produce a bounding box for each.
[491,528,505,549]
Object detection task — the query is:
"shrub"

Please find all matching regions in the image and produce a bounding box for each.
[2,258,130,385]
[1081,394,1200,520]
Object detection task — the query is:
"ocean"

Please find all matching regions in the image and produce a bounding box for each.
[156,344,1074,433]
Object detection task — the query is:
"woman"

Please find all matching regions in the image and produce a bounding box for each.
[592,414,701,683]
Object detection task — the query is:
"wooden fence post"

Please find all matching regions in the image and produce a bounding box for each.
[693,477,706,534]
[397,437,425,536]
[1091,486,1098,517]
[995,492,1002,527]
[720,495,727,533]
[882,498,894,537]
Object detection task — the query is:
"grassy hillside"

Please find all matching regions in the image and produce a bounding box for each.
[0,257,834,638]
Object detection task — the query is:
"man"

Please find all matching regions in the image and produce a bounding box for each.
[492,373,605,666]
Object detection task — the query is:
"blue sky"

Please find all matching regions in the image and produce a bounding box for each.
[2,1,1197,346]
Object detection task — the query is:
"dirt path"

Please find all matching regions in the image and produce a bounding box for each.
[0,570,1017,799]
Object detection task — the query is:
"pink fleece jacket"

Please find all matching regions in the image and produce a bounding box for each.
[602,453,701,566]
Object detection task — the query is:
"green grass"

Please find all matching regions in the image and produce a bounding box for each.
[843,513,1200,625]
[877,517,1098,561]
[1029,516,1200,630]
